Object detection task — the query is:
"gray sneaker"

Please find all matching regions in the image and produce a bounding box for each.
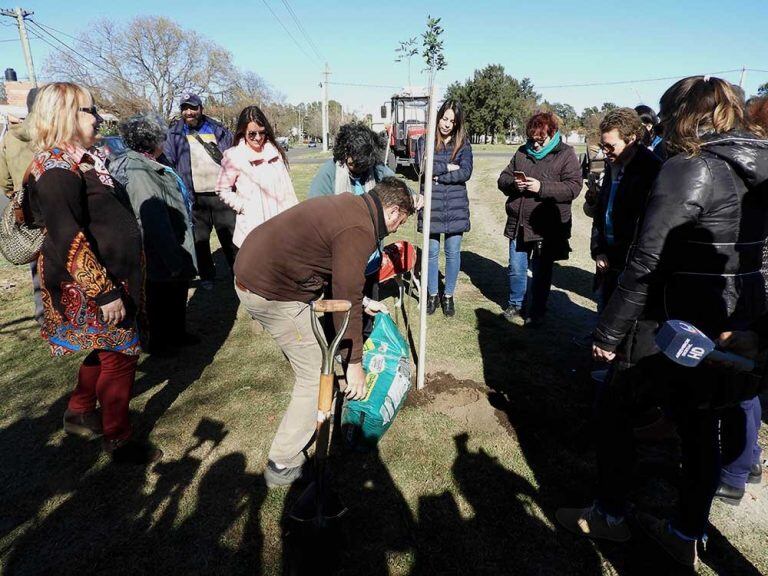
[502,305,525,326]
[264,460,313,488]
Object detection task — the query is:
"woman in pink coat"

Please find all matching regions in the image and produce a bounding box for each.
[216,106,297,247]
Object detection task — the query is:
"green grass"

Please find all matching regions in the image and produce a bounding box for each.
[0,158,766,575]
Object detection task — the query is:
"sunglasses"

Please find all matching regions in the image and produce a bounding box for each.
[247,130,266,140]
[598,142,618,152]
[79,106,99,117]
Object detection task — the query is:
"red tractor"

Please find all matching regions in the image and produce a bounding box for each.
[380,91,430,174]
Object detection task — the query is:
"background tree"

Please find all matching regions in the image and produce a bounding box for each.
[45,16,249,119]
[445,64,539,143]
[545,102,580,134]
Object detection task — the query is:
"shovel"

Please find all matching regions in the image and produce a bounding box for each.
[290,299,352,527]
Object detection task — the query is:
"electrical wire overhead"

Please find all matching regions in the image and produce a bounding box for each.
[25,20,128,88]
[260,0,316,62]
[279,0,324,62]
[538,69,743,89]
[329,81,401,89]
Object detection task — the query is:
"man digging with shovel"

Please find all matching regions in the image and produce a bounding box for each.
[233,177,414,487]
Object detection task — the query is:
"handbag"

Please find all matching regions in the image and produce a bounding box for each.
[193,133,223,165]
[0,164,44,265]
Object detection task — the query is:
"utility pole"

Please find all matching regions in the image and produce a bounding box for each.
[739,65,747,89]
[0,7,37,86]
[321,62,330,152]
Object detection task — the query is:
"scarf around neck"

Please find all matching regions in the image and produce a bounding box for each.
[525,131,561,160]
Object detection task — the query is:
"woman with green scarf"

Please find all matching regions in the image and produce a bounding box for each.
[497,111,582,327]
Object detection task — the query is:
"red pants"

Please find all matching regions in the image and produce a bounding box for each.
[68,350,138,441]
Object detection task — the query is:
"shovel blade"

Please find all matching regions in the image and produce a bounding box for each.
[289,480,348,526]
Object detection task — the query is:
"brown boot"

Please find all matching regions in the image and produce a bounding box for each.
[63,408,103,439]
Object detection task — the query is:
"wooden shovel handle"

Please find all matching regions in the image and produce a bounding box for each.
[318,373,335,414]
[313,299,352,313]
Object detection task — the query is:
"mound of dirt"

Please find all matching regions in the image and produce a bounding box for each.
[407,371,516,437]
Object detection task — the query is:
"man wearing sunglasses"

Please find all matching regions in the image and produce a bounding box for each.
[164,93,235,289]
[590,108,662,313]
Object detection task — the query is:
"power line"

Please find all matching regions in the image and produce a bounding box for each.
[538,69,742,89]
[279,0,324,61]
[26,20,126,85]
[259,0,316,62]
[329,81,401,89]
[30,19,101,53]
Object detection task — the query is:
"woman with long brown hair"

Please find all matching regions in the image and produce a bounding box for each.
[557,76,768,568]
[416,99,473,317]
[216,105,297,247]
[27,82,161,464]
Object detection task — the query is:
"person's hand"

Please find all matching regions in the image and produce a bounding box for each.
[592,343,616,362]
[525,177,541,193]
[344,362,367,400]
[414,194,424,210]
[595,254,609,273]
[363,299,389,316]
[447,163,460,172]
[100,299,126,326]
[717,330,760,359]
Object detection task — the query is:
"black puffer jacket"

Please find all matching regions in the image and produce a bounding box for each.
[595,131,768,352]
[416,137,473,235]
[498,140,582,259]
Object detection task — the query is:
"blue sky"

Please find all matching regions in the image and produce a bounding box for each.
[2,1,767,117]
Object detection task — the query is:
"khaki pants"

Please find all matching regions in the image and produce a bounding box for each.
[235,283,325,467]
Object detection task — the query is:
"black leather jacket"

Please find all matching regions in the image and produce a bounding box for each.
[595,131,768,352]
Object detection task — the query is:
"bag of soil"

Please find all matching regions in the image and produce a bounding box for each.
[342,313,411,450]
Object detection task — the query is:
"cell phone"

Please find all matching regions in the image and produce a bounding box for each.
[513,171,527,183]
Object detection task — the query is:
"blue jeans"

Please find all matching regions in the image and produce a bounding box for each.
[427,233,462,296]
[721,397,762,490]
[507,239,554,317]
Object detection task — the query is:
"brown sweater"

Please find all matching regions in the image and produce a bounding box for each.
[234,192,385,363]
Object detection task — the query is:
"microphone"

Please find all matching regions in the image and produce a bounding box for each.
[655,320,755,372]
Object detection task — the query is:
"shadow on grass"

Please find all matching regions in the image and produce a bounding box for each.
[132,249,240,435]
[280,441,416,576]
[411,433,561,575]
[475,308,763,574]
[4,418,268,576]
[461,250,597,315]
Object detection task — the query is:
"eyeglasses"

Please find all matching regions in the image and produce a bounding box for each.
[79,106,99,117]
[247,130,266,140]
[598,141,617,152]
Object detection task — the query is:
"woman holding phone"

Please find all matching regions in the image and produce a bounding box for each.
[416,99,473,317]
[497,111,582,326]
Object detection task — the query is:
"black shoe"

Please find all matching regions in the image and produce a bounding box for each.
[105,438,163,465]
[441,295,455,317]
[426,294,439,315]
[748,462,763,484]
[714,481,744,505]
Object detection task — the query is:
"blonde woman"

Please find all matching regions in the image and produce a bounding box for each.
[27,82,161,465]
[216,105,297,247]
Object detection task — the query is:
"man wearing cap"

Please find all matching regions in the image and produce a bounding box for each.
[164,93,235,288]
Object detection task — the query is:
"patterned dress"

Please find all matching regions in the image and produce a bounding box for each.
[28,147,145,356]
